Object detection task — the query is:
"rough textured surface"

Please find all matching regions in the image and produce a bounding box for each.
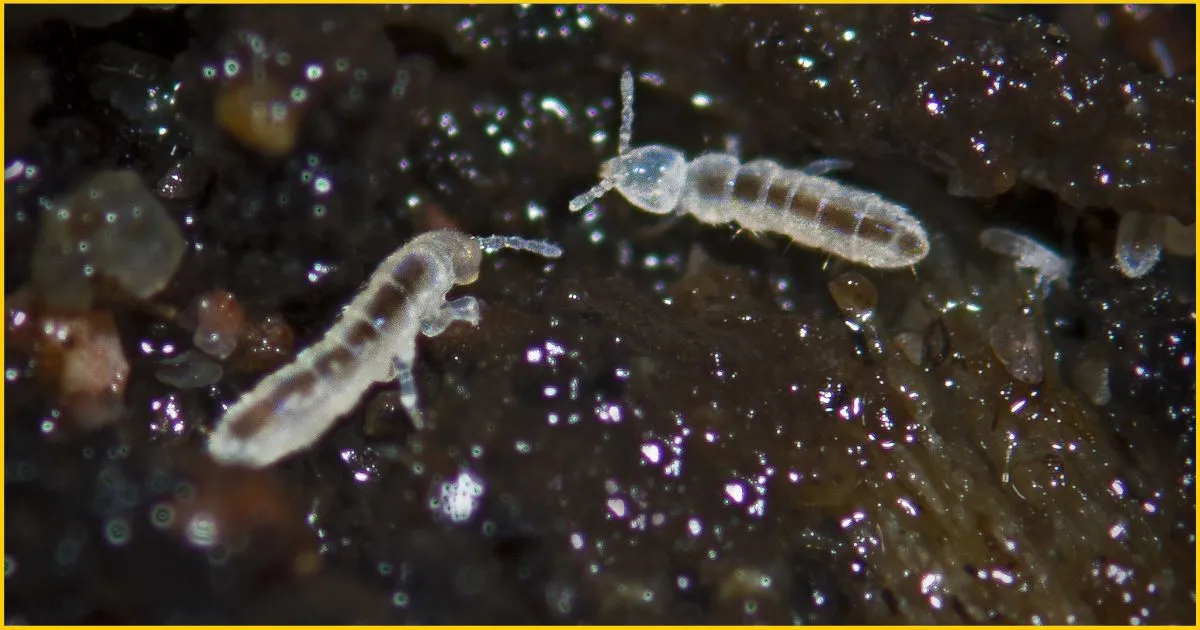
[5,5,1195,624]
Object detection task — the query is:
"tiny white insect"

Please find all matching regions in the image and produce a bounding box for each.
[569,70,930,269]
[206,229,562,468]
[978,227,1070,296]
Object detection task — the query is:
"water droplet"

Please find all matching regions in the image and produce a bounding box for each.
[104,517,132,546]
[150,503,176,529]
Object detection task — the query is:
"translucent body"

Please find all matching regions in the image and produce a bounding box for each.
[978,227,1070,296]
[1113,211,1165,279]
[570,71,930,269]
[207,230,562,468]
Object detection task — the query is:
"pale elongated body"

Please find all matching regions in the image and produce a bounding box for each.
[569,71,929,269]
[979,227,1069,296]
[206,229,562,468]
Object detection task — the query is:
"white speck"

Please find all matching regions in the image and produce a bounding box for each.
[540,97,570,120]
[919,572,941,594]
[306,262,331,284]
[439,113,459,137]
[313,176,332,195]
[990,568,1014,585]
[640,442,662,464]
[596,403,622,423]
[436,470,485,524]
[664,459,682,477]
[5,160,26,180]
[637,71,664,87]
[184,513,219,548]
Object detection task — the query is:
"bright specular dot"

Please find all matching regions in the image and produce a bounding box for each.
[724,482,746,504]
[640,442,662,464]
[434,470,485,524]
[540,97,569,120]
[185,513,219,548]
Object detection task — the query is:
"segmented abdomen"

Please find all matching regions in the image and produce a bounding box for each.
[207,247,449,466]
[680,154,929,268]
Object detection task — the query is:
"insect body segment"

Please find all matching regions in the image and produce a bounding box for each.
[207,229,561,468]
[570,70,930,269]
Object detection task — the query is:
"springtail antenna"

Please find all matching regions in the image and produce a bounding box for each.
[475,235,564,259]
[570,70,635,213]
[568,177,618,212]
[618,69,635,155]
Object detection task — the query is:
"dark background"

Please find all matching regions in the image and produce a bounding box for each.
[4,4,1195,624]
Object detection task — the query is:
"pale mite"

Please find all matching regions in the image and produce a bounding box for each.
[569,70,930,269]
[978,227,1070,295]
[206,229,562,468]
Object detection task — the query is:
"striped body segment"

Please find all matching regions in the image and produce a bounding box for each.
[681,155,928,268]
[568,70,930,269]
[206,230,561,468]
[208,243,451,466]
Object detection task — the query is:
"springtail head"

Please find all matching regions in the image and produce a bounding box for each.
[474,235,564,259]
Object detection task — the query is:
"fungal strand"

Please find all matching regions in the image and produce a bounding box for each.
[474,235,563,259]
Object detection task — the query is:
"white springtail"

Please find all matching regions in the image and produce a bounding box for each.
[569,70,930,269]
[979,227,1070,296]
[206,229,562,468]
